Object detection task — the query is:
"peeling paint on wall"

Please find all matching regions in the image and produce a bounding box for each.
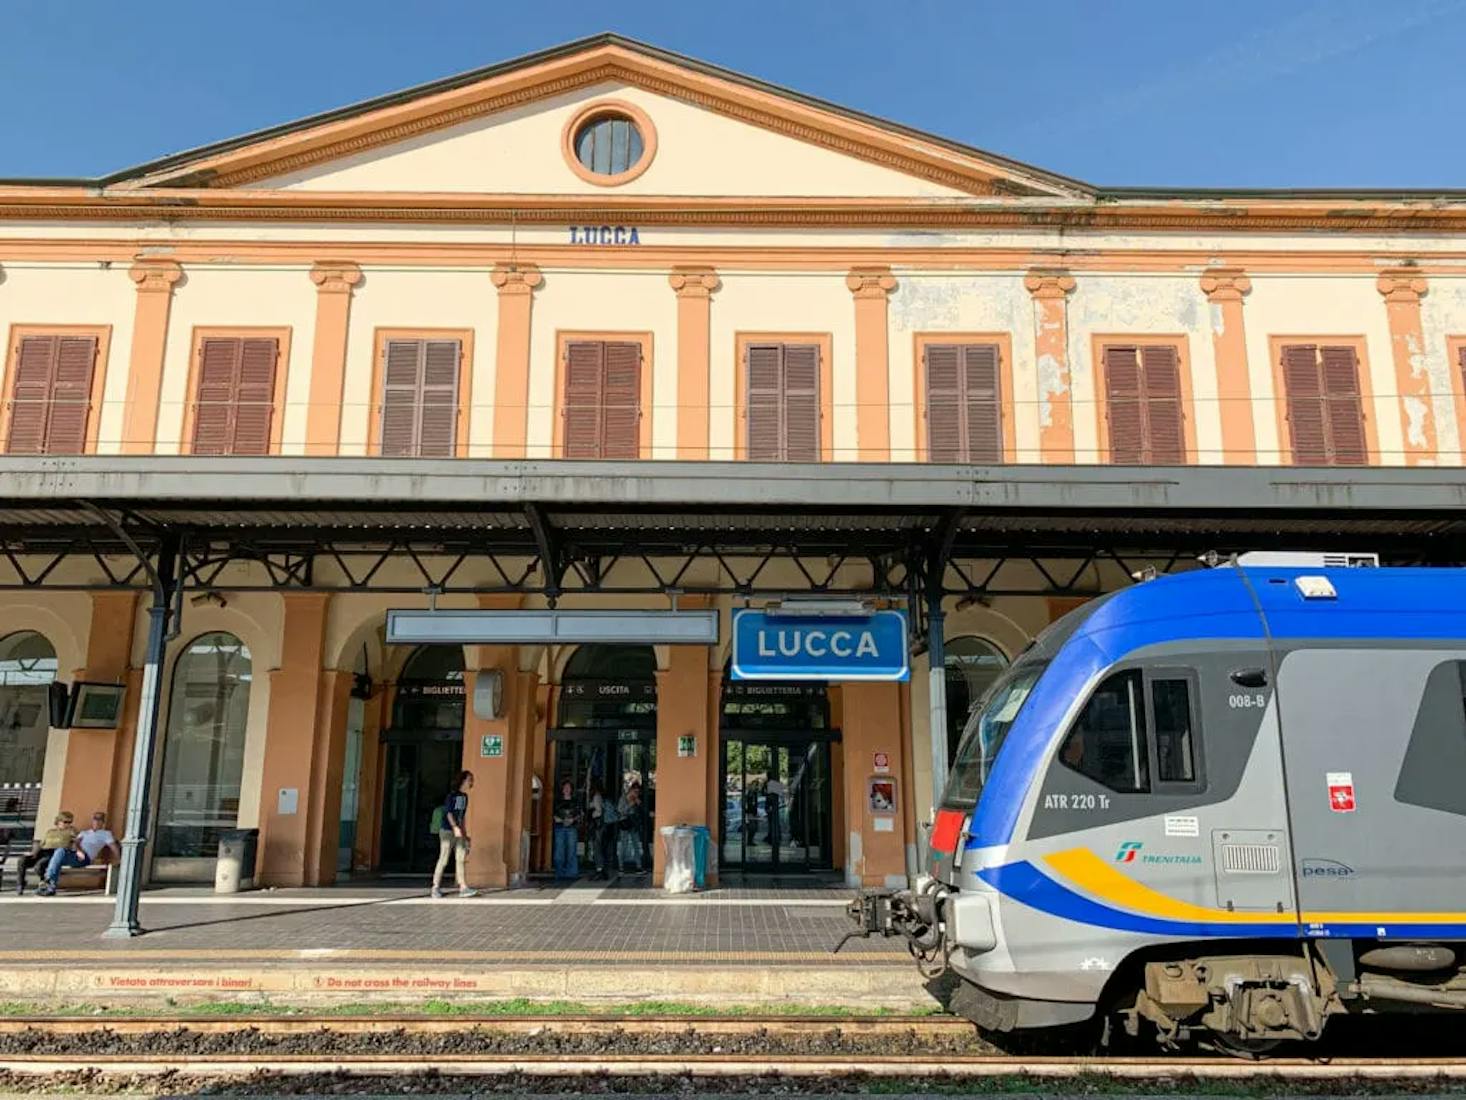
[1210,301,1227,338]
[1037,353,1066,429]
[1404,394,1431,451]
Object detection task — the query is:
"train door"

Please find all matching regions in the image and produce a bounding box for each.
[1278,647,1466,932]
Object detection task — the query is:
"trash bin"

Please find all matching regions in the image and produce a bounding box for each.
[215,828,259,894]
[690,825,712,890]
[660,825,695,894]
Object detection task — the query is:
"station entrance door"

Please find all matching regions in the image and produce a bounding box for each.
[719,680,835,874]
[379,646,465,875]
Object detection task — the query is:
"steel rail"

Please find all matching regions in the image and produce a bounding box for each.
[6,1052,1466,1080]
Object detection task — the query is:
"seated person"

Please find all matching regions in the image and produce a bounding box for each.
[37,811,119,897]
[17,811,75,895]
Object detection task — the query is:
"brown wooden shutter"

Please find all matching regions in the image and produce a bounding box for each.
[379,339,424,457]
[745,344,784,461]
[1139,344,1184,464]
[924,343,1002,462]
[601,342,641,459]
[191,337,279,456]
[563,341,605,459]
[418,340,460,458]
[923,344,962,462]
[781,343,821,462]
[232,338,278,455]
[1320,345,1366,466]
[6,334,97,455]
[1103,345,1146,464]
[962,344,1002,463]
[1281,344,1326,464]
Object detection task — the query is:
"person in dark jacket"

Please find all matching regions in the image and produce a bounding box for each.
[432,771,478,899]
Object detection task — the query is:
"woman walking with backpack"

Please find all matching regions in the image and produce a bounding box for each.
[431,771,478,899]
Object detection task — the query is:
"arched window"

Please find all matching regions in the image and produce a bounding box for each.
[0,632,57,812]
[392,645,465,731]
[156,632,252,859]
[558,645,657,728]
[944,636,1009,760]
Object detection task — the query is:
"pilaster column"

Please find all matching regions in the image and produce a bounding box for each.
[121,260,183,454]
[305,261,362,456]
[303,669,353,885]
[490,264,543,458]
[1377,271,1435,464]
[1200,269,1256,465]
[258,593,331,886]
[847,267,897,461]
[459,593,525,888]
[1024,271,1076,463]
[653,640,712,886]
[669,267,719,460]
[58,592,140,824]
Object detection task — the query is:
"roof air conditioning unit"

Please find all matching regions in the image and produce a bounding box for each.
[1235,551,1379,569]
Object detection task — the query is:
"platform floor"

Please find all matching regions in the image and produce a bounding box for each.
[0,875,902,963]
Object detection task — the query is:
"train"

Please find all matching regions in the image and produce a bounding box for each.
[848,553,1466,1052]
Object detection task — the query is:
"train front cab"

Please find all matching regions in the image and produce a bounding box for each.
[929,562,1466,1049]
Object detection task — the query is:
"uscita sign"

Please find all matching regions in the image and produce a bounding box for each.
[730,608,908,682]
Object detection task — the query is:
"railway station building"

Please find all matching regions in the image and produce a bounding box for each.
[1,35,1464,901]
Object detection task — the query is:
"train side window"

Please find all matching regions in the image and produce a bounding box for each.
[1059,670,1150,793]
[1151,678,1197,783]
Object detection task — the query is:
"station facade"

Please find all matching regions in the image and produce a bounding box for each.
[2,36,1465,891]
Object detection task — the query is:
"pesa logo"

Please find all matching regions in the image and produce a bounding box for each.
[1302,858,1356,878]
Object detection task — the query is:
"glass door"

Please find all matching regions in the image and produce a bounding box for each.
[721,735,831,873]
[380,737,460,874]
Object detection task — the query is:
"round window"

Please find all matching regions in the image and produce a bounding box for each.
[574,114,646,177]
[562,101,657,186]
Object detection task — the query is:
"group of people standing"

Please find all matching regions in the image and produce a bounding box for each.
[552,778,646,881]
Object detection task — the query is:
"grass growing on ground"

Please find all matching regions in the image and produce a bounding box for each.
[0,997,941,1019]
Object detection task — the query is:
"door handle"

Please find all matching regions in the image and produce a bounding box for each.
[1230,668,1268,688]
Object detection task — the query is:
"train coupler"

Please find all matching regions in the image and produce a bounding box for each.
[835,887,946,972]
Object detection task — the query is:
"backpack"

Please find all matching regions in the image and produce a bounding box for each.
[602,798,620,826]
[429,806,445,834]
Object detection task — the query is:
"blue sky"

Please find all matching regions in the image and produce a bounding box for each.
[4,0,1464,187]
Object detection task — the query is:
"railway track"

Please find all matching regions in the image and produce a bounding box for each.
[3,1015,1466,1082]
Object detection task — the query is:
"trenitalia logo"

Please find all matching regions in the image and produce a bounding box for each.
[1115,841,1143,863]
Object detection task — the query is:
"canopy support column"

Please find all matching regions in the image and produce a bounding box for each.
[104,534,179,939]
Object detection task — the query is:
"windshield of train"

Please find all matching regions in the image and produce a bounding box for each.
[942,660,1047,809]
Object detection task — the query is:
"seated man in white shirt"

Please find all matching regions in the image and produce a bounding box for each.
[36,811,119,896]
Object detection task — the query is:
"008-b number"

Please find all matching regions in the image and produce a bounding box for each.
[1228,693,1267,709]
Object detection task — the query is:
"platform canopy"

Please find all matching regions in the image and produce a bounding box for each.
[0,457,1460,599]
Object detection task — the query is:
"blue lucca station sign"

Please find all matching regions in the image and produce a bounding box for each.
[730,608,910,682]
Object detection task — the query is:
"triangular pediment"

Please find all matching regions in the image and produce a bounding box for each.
[112,36,1089,201]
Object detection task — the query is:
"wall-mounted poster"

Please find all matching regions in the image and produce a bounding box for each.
[868,777,896,816]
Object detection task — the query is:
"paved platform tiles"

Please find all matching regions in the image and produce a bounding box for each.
[0,879,931,1010]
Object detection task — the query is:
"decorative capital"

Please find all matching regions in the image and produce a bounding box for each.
[491,264,543,297]
[845,267,897,300]
[1200,268,1252,303]
[1023,270,1075,300]
[1377,270,1427,304]
[310,261,362,295]
[668,267,720,298]
[128,260,182,294]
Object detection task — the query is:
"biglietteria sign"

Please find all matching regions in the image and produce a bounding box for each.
[731,608,909,682]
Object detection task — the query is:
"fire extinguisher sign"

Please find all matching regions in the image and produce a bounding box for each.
[1327,772,1356,813]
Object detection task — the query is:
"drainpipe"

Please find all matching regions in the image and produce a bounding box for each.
[104,535,179,939]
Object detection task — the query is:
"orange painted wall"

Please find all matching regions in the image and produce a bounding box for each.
[57,591,139,824]
[256,593,331,886]
[839,681,907,887]
[652,645,712,884]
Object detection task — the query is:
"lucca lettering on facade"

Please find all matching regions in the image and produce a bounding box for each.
[569,225,641,245]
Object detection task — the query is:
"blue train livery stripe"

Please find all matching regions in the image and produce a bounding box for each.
[978,859,1293,939]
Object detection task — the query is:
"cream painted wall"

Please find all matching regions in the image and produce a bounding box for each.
[1418,276,1466,465]
[158,267,317,455]
[254,82,968,199]
[1243,276,1399,466]
[1066,275,1218,464]
[888,274,1036,462]
[709,273,856,460]
[342,267,499,456]
[524,269,677,459]
[0,265,137,455]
